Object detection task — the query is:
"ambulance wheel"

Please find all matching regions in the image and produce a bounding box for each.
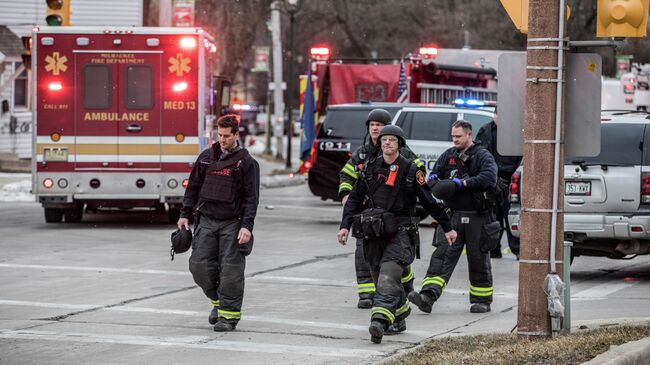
[64,206,83,223]
[44,208,63,223]
[168,208,181,224]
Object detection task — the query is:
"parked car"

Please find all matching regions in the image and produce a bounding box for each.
[508,113,650,261]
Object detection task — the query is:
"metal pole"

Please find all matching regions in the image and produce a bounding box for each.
[562,241,572,332]
[286,11,295,169]
[264,69,272,155]
[271,1,284,160]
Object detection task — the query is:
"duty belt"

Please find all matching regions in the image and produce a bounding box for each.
[397,225,418,231]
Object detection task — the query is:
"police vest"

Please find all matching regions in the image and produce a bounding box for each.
[199,149,249,204]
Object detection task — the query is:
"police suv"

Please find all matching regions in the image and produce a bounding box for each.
[307,100,495,201]
[508,113,650,261]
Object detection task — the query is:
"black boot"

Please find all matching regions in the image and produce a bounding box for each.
[357,298,373,309]
[208,307,219,325]
[470,303,491,313]
[213,319,237,332]
[408,291,434,313]
[369,320,386,344]
[384,320,406,335]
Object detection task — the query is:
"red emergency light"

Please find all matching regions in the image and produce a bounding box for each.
[172,81,188,92]
[180,37,197,49]
[48,81,63,91]
[310,46,330,60]
[419,46,438,58]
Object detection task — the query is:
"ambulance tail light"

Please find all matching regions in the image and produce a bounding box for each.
[182,179,190,189]
[180,37,197,49]
[48,81,63,91]
[510,171,521,203]
[43,178,54,189]
[173,81,188,92]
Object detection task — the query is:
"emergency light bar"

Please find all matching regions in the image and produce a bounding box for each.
[310,47,330,60]
[453,98,485,107]
[419,46,438,58]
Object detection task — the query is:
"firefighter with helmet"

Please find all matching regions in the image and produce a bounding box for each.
[338,109,424,312]
[337,125,457,344]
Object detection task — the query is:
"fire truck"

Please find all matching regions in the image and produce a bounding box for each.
[306,46,498,114]
[31,26,231,223]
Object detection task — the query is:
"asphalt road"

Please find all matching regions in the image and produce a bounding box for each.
[1,184,649,365]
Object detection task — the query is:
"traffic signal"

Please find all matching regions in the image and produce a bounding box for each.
[45,0,71,26]
[597,0,649,38]
[21,36,32,71]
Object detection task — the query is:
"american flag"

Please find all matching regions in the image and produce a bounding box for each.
[396,59,408,103]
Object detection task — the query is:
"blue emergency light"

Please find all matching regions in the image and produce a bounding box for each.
[453,98,485,107]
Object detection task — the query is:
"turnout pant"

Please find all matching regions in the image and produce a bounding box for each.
[356,238,415,300]
[364,230,417,325]
[189,215,246,324]
[421,211,493,304]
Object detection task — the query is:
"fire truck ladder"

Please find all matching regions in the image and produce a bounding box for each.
[418,84,497,104]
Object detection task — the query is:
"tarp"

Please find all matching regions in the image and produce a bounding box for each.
[328,64,401,105]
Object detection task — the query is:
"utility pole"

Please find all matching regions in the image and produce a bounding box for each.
[518,0,566,338]
[270,1,284,160]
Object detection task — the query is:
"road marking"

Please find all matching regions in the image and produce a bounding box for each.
[573,282,639,300]
[0,329,383,358]
[0,263,189,276]
[0,299,434,337]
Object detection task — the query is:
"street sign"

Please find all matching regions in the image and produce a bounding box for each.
[252,46,270,73]
[499,0,529,33]
[497,53,602,157]
[173,0,195,27]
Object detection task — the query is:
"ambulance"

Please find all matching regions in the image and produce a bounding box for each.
[31,26,231,223]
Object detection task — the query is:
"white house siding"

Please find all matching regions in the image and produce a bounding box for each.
[0,0,143,36]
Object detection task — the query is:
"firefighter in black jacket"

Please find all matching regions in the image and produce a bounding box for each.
[337,125,457,344]
[339,109,424,309]
[474,111,522,259]
[178,114,260,332]
[409,120,498,314]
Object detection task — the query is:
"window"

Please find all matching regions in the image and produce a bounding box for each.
[408,112,456,141]
[569,123,644,165]
[125,65,152,109]
[83,65,111,109]
[13,63,27,107]
[462,113,493,134]
[320,107,400,139]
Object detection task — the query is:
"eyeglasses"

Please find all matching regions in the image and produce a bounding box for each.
[381,137,399,143]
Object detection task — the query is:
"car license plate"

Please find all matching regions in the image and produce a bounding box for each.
[320,141,351,152]
[565,181,591,195]
[43,148,68,162]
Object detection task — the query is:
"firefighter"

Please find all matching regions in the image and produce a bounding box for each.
[178,114,260,332]
[408,120,498,314]
[338,108,424,310]
[337,125,457,344]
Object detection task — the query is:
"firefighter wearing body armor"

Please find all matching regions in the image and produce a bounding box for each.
[177,114,260,332]
[408,120,498,314]
[337,125,457,344]
[338,109,424,310]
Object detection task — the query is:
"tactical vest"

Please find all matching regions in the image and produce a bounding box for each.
[440,146,496,212]
[199,150,247,204]
[362,156,417,216]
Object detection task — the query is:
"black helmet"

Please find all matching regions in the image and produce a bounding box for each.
[429,179,457,200]
[378,124,406,147]
[170,226,192,260]
[365,108,392,127]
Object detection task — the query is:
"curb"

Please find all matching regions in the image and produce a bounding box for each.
[581,336,650,365]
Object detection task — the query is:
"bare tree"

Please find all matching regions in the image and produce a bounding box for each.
[195,0,274,78]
